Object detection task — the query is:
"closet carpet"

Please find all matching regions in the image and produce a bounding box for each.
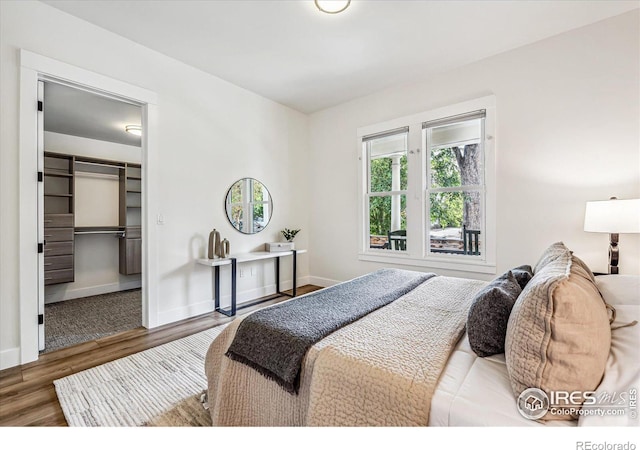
[43,289,142,353]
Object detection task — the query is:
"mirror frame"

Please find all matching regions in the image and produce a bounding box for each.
[224,178,273,235]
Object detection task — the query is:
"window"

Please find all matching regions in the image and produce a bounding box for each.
[364,128,408,251]
[425,111,485,257]
[358,96,496,274]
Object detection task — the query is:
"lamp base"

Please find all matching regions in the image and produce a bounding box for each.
[608,232,619,275]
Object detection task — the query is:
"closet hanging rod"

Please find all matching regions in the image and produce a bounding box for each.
[74,230,124,236]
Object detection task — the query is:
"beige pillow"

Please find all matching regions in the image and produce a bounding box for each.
[532,241,568,274]
[505,242,611,420]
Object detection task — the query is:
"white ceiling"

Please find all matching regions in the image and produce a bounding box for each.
[43,0,638,114]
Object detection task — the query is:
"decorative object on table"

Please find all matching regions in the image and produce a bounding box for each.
[281,228,301,242]
[584,197,640,274]
[225,178,273,235]
[208,229,221,259]
[218,238,230,259]
[267,242,296,252]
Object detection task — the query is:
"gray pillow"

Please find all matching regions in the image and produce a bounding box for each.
[467,271,522,357]
[511,265,533,290]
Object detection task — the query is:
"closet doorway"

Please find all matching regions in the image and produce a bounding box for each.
[39,81,144,353]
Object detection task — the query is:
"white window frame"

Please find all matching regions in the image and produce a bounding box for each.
[363,127,409,252]
[357,96,496,274]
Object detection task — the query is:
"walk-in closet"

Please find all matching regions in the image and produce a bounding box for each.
[40,81,144,353]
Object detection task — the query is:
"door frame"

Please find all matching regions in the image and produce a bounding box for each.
[19,49,159,364]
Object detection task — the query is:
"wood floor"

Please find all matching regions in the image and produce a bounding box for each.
[0,285,321,427]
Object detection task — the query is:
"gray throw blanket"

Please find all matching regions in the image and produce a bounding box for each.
[225,268,435,394]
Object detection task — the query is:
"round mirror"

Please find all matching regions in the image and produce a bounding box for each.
[225,178,273,234]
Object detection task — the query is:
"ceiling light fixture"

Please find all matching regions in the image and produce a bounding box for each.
[314,0,351,14]
[125,125,142,136]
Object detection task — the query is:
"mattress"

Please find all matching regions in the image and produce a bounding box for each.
[429,274,639,427]
[429,333,575,426]
[580,275,640,427]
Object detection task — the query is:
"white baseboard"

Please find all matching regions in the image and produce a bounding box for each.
[0,347,20,371]
[231,277,310,303]
[156,276,311,326]
[45,280,143,303]
[157,298,215,326]
[308,276,340,288]
[298,276,311,289]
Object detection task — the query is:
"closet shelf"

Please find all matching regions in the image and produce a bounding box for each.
[44,170,73,178]
[45,193,73,198]
[121,162,142,275]
[44,153,75,286]
[75,226,124,232]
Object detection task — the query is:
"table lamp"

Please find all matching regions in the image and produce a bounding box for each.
[584,197,640,274]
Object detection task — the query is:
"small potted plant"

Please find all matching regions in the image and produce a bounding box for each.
[281,228,301,242]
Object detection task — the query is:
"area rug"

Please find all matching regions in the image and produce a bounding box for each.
[144,393,212,427]
[54,324,226,426]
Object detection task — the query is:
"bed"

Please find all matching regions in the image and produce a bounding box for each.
[204,243,639,427]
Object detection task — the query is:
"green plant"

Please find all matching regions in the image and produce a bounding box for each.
[281,228,301,242]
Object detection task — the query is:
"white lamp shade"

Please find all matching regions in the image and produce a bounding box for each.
[584,198,640,233]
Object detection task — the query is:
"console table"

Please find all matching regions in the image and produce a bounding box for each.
[197,249,305,317]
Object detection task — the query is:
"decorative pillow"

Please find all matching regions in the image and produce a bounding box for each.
[511,265,533,290]
[505,242,611,421]
[571,253,596,282]
[467,271,522,357]
[532,241,567,274]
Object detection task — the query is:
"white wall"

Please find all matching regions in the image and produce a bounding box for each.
[1,2,637,370]
[45,131,142,164]
[0,1,310,368]
[308,10,640,285]
[44,132,143,303]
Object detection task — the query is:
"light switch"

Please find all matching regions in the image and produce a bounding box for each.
[157,214,165,225]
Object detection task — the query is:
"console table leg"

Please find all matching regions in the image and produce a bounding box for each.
[214,265,220,310]
[276,256,281,295]
[292,250,297,297]
[231,258,237,316]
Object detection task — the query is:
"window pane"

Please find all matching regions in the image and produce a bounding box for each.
[230,183,242,203]
[253,180,264,202]
[430,147,461,188]
[369,194,406,250]
[429,118,482,188]
[428,191,482,255]
[228,204,243,231]
[369,132,408,192]
[253,203,266,232]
